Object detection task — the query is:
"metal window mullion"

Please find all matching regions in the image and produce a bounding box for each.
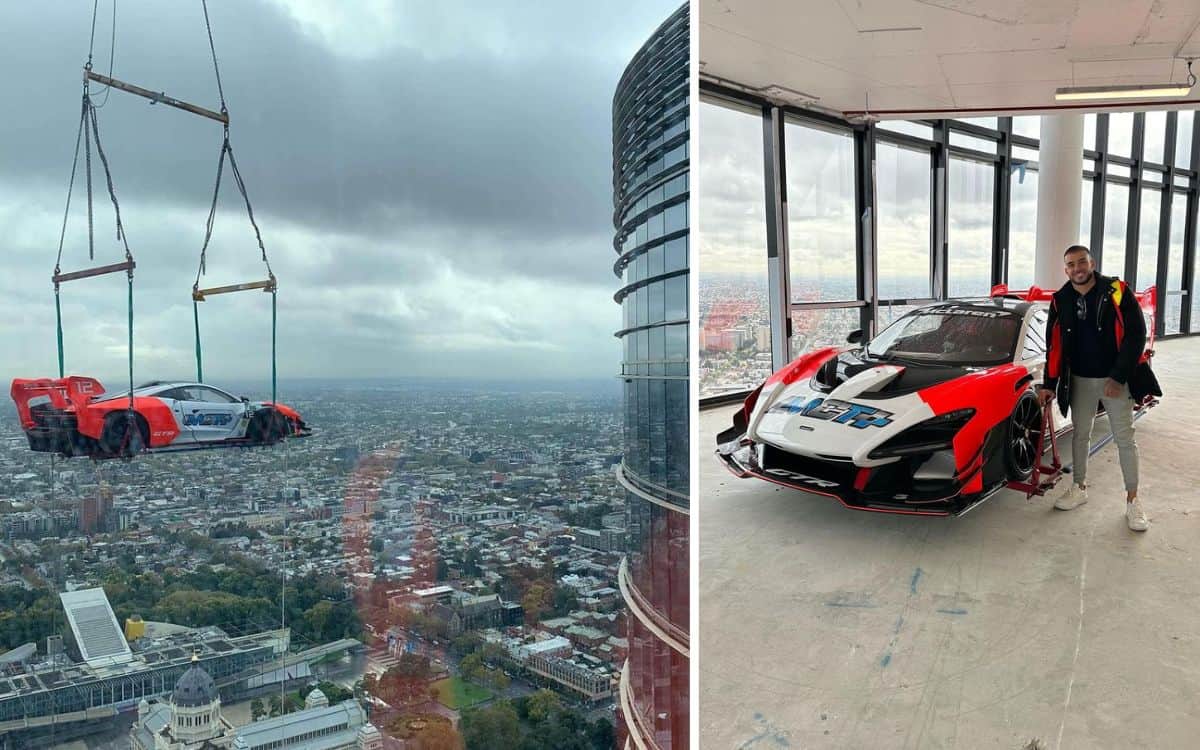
[876,130,934,151]
[790,300,867,311]
[933,120,949,300]
[856,122,879,337]
[878,297,935,305]
[1156,112,1177,338]
[762,105,791,369]
[1091,114,1110,267]
[1182,117,1200,334]
[947,119,1002,140]
[1125,112,1144,286]
[994,116,1013,287]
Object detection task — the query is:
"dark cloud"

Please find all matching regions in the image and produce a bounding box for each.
[0,1,683,382]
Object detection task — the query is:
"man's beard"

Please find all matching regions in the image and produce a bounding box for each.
[1072,269,1094,285]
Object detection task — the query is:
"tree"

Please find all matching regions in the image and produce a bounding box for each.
[413,720,464,750]
[486,670,510,692]
[526,689,562,723]
[373,653,433,707]
[551,585,578,617]
[250,698,266,721]
[460,701,520,750]
[588,717,616,749]
[267,693,301,717]
[317,680,354,703]
[521,582,554,625]
[459,653,484,684]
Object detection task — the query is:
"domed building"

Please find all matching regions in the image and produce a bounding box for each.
[130,655,236,749]
[131,657,382,750]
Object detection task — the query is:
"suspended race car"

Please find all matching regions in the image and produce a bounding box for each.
[11,377,310,460]
[19,1,300,463]
[716,287,1158,517]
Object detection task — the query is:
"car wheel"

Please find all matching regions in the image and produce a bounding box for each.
[247,409,289,445]
[100,412,148,458]
[1005,390,1042,481]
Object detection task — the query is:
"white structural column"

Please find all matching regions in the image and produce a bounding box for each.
[1034,114,1085,289]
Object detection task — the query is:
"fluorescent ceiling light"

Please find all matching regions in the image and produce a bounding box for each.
[1056,59,1196,102]
[1055,83,1192,101]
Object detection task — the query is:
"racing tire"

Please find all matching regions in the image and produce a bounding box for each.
[100,412,148,459]
[1005,390,1042,481]
[246,409,290,445]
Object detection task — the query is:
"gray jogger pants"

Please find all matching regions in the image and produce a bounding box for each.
[1070,375,1139,492]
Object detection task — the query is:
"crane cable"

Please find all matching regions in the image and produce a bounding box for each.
[54,0,136,445]
[193,0,277,406]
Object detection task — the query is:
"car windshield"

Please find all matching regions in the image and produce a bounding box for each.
[866,305,1021,365]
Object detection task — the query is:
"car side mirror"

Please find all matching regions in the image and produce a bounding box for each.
[847,329,864,344]
[240,396,250,403]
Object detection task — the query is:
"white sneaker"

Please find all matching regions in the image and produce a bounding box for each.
[1126,498,1149,531]
[1054,483,1088,511]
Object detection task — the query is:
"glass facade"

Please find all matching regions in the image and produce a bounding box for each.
[612,5,688,749]
[698,93,1200,399]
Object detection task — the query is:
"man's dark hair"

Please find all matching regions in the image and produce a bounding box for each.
[1064,244,1092,258]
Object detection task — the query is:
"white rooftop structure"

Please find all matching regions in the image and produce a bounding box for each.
[412,585,455,598]
[231,699,369,750]
[514,635,572,661]
[59,587,133,667]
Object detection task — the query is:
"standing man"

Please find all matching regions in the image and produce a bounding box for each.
[1039,245,1148,531]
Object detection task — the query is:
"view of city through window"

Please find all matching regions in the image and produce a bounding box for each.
[699,101,1200,399]
[0,2,685,749]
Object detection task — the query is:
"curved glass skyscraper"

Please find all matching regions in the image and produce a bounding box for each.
[612,5,689,749]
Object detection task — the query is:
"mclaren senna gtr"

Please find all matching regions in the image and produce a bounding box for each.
[11,377,310,459]
[716,287,1156,516]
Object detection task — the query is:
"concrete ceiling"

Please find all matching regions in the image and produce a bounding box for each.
[699,0,1200,119]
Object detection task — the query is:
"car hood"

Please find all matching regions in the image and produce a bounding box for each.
[812,349,970,396]
[747,356,967,467]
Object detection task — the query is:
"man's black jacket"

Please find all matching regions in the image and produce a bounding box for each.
[1042,273,1150,416]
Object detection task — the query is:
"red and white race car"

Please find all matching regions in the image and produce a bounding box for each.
[11,377,310,459]
[716,287,1157,516]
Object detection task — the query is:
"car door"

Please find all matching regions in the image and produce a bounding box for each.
[155,387,195,444]
[177,386,244,442]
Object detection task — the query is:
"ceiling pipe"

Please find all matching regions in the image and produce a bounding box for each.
[842,98,1200,121]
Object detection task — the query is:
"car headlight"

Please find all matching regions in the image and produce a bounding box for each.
[867,408,975,459]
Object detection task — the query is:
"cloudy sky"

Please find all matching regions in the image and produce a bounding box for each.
[697,103,1188,303]
[698,100,996,301]
[0,0,682,390]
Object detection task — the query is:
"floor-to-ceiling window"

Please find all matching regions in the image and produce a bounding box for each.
[697,99,770,399]
[1166,194,1189,334]
[696,82,1200,402]
[947,157,994,298]
[875,139,933,325]
[1008,162,1038,290]
[785,115,863,356]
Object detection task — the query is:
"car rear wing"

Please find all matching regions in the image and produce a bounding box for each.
[991,283,1157,354]
[10,377,105,429]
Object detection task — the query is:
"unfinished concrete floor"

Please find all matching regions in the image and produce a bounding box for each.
[699,337,1200,750]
